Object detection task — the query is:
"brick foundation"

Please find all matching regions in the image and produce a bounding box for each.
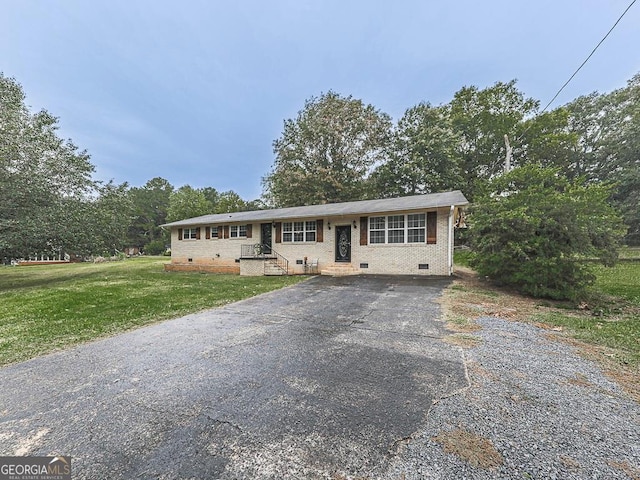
[164,263,240,274]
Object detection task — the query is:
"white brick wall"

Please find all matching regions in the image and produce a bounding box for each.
[239,258,265,276]
[170,227,245,264]
[169,207,453,276]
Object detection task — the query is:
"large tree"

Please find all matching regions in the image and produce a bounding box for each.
[201,187,262,213]
[517,108,579,174]
[90,181,133,254]
[263,91,392,207]
[449,80,539,200]
[596,75,640,245]
[215,190,254,213]
[369,103,462,198]
[60,181,132,256]
[469,165,625,300]
[127,177,174,248]
[565,74,640,244]
[0,74,97,259]
[166,185,212,223]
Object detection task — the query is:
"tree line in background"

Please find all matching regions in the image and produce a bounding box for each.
[127,180,262,255]
[263,75,639,246]
[2,70,638,270]
[0,74,259,260]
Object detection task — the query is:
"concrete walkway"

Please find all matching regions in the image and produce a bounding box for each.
[0,275,466,479]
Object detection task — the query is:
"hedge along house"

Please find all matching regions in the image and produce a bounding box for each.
[162,190,468,276]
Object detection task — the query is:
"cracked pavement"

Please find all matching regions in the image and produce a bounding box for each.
[0,275,467,479]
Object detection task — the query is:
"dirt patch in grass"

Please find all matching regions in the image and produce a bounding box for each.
[332,474,369,480]
[432,428,503,469]
[440,267,555,326]
[467,361,497,380]
[445,315,482,333]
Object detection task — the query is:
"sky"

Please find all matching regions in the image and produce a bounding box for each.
[2,1,639,200]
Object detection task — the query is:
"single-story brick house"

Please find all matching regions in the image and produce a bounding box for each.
[162,190,468,276]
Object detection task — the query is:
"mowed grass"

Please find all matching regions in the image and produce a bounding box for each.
[0,257,307,366]
[538,261,640,365]
[618,246,640,260]
[593,261,640,305]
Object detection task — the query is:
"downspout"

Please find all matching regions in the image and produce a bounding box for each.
[448,205,454,275]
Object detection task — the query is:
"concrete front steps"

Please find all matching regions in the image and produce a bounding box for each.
[320,263,360,276]
[264,260,289,276]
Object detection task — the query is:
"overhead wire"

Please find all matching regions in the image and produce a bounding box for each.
[512,0,637,150]
[539,0,637,114]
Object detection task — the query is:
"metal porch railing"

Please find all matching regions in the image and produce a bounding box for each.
[240,244,289,275]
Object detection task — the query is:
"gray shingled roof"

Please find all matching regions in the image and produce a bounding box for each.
[162,190,468,227]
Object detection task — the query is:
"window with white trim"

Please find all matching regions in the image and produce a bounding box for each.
[305,221,316,241]
[210,225,219,239]
[282,220,316,242]
[369,216,386,244]
[183,228,198,240]
[368,213,427,244]
[230,225,247,238]
[407,214,426,242]
[388,215,405,243]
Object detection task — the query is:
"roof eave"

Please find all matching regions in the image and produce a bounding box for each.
[161,191,469,228]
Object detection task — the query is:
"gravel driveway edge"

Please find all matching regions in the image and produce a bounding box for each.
[386,316,640,480]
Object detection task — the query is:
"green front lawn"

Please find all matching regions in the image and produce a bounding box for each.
[593,262,640,305]
[526,260,639,367]
[0,258,307,366]
[537,261,640,366]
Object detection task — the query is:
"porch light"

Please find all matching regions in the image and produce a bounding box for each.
[328,221,331,230]
[353,220,357,229]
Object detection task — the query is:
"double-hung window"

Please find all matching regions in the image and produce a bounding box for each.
[282,220,316,242]
[369,217,386,244]
[407,214,426,242]
[304,221,316,242]
[282,222,293,242]
[210,226,219,239]
[387,215,405,243]
[368,213,427,244]
[183,228,198,240]
[230,225,247,238]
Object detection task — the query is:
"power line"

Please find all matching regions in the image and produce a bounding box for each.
[511,0,637,151]
[540,0,637,114]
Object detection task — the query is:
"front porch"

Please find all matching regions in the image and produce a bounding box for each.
[240,243,301,276]
[240,244,361,276]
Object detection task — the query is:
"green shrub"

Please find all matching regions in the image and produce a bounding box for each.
[144,239,166,256]
[454,248,473,267]
[469,165,625,300]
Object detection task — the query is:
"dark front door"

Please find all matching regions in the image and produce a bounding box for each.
[261,223,272,254]
[335,225,351,262]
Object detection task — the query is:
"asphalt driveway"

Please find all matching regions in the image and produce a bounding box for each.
[0,275,466,479]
